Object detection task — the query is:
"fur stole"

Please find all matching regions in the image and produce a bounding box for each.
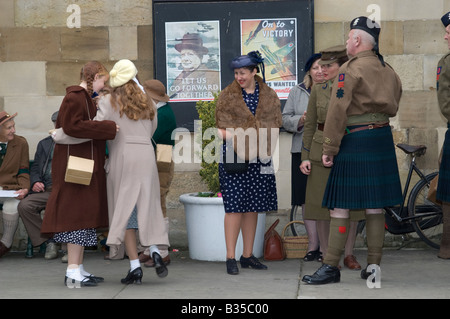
[215,75,282,161]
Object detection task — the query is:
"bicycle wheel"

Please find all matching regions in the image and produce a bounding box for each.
[407,172,443,249]
[289,205,306,236]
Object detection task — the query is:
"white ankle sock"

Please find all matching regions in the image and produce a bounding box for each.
[66,265,84,281]
[79,264,91,277]
[149,245,160,256]
[130,259,140,271]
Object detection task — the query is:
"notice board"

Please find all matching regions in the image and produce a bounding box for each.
[153,0,314,130]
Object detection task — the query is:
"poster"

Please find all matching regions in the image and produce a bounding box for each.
[165,21,221,102]
[240,18,297,99]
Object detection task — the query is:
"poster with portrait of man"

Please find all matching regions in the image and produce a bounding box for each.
[241,18,297,99]
[166,21,221,102]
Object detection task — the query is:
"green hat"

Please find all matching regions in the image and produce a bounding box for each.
[318,45,347,65]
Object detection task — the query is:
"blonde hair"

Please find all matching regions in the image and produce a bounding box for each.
[80,61,108,97]
[303,71,313,89]
[110,80,155,121]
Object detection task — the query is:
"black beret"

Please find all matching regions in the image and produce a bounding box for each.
[304,53,321,72]
[350,16,380,41]
[441,12,450,27]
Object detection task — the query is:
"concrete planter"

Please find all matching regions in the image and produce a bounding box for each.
[179,193,266,261]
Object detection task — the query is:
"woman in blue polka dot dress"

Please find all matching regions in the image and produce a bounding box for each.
[216,51,282,275]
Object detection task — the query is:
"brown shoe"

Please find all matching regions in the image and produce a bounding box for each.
[0,242,11,258]
[143,255,171,268]
[344,255,361,270]
[138,252,151,263]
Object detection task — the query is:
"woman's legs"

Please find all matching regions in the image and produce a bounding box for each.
[225,212,259,258]
[225,212,243,259]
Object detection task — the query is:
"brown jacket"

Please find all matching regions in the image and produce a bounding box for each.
[41,86,117,235]
[323,50,402,155]
[0,135,29,190]
[215,75,282,162]
[437,51,450,121]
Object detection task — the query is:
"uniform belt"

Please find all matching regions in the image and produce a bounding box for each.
[345,122,390,134]
[317,123,325,131]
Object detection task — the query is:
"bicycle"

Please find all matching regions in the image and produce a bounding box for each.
[290,143,443,249]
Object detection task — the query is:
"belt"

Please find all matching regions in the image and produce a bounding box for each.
[317,123,325,131]
[345,122,390,134]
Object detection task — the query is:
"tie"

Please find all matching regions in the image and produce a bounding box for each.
[0,143,6,155]
[0,143,6,167]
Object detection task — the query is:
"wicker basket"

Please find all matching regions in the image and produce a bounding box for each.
[282,221,308,259]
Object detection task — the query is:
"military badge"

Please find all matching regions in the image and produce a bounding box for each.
[336,88,344,99]
[338,73,345,88]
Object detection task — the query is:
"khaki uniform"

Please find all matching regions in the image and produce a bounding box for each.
[437,52,450,121]
[301,80,364,221]
[323,50,402,156]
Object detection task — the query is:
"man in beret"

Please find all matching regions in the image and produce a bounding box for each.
[302,16,402,285]
[0,111,30,258]
[435,12,450,259]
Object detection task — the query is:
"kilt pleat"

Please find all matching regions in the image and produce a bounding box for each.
[437,125,450,202]
[322,126,402,210]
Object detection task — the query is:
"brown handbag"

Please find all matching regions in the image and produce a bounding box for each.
[263,219,286,261]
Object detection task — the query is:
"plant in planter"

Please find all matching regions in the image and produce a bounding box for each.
[195,95,221,197]
[179,95,265,261]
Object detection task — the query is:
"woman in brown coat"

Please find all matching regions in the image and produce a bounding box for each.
[53,60,170,285]
[41,61,117,287]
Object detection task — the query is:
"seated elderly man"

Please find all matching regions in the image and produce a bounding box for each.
[0,111,30,258]
[18,112,58,259]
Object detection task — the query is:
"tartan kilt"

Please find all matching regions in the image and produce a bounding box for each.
[437,125,450,203]
[322,125,402,210]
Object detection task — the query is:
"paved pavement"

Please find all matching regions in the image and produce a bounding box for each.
[1,247,449,303]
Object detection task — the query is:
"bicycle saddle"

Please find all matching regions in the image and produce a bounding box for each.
[396,143,427,156]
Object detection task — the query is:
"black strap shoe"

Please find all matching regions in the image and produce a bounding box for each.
[152,252,168,278]
[302,264,340,285]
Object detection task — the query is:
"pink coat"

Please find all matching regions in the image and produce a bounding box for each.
[95,94,169,248]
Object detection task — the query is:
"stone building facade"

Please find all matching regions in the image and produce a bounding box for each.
[1,0,449,250]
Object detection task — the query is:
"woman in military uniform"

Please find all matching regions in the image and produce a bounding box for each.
[300,45,364,269]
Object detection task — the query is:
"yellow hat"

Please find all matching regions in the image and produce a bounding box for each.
[109,59,138,88]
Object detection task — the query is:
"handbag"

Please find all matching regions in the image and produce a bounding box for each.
[223,146,249,174]
[154,141,173,170]
[64,98,95,186]
[263,219,285,261]
[427,174,441,204]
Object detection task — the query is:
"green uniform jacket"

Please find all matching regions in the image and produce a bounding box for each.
[301,80,332,163]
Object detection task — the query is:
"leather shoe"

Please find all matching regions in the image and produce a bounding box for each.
[152,252,168,278]
[344,255,361,270]
[45,242,59,260]
[226,258,239,275]
[0,242,10,258]
[143,254,171,268]
[138,252,151,263]
[302,264,340,285]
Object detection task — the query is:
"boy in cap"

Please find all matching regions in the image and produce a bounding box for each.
[302,16,402,285]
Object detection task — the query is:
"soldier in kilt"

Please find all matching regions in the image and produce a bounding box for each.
[302,16,402,285]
